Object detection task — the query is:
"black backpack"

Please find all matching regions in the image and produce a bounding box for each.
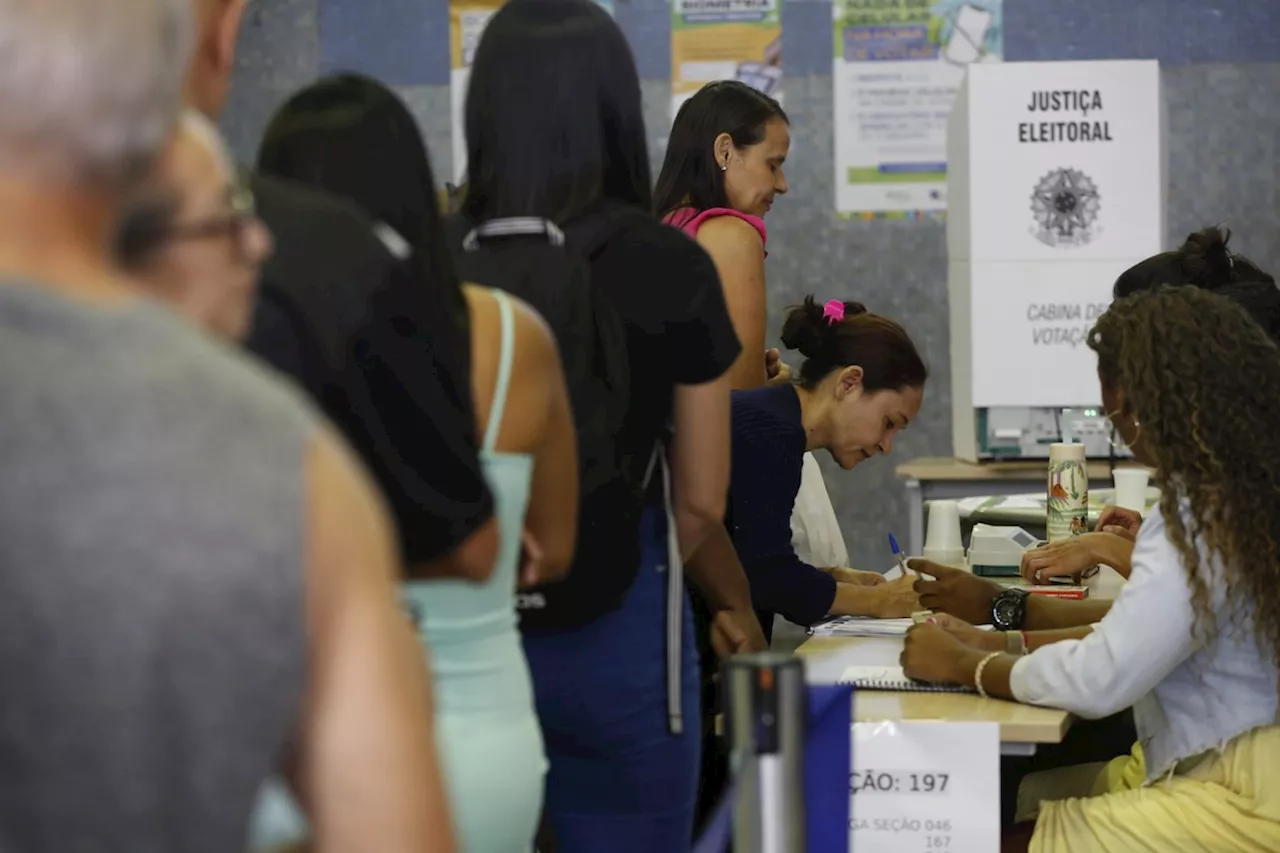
[448,206,651,630]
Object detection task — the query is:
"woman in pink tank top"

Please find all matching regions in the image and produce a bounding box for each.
[656,80,789,390]
[657,82,862,840]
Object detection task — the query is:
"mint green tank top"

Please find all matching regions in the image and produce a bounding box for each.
[402,289,536,712]
[249,289,548,853]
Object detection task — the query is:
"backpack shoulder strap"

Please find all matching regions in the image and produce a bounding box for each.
[482,289,518,453]
[462,217,566,251]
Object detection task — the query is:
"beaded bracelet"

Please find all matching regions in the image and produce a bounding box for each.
[974,651,1002,698]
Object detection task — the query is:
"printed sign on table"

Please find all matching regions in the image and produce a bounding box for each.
[850,720,999,852]
[670,0,782,120]
[833,0,1003,218]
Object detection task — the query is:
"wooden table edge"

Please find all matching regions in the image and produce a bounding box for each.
[847,690,1074,744]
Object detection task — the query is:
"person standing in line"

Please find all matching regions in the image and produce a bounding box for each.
[656,80,867,833]
[0,1,453,851]
[185,0,501,585]
[246,74,581,853]
[456,1,755,849]
[657,80,789,391]
[115,108,272,340]
[655,82,850,579]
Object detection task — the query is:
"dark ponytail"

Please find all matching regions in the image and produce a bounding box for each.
[780,295,927,391]
[1179,226,1237,288]
[1113,225,1274,298]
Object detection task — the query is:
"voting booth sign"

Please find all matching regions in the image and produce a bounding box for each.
[850,721,1000,853]
[947,60,1165,417]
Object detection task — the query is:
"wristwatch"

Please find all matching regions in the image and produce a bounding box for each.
[991,588,1030,631]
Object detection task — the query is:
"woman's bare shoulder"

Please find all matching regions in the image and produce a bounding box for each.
[695,213,765,249]
[463,284,558,369]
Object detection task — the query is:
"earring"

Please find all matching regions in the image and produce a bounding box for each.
[720,162,728,171]
[1105,412,1141,453]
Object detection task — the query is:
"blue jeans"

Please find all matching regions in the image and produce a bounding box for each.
[523,505,701,853]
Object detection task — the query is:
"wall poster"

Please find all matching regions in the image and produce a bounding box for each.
[671,0,783,121]
[449,0,615,185]
[833,0,1003,218]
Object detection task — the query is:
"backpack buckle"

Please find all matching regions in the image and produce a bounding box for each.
[462,217,566,251]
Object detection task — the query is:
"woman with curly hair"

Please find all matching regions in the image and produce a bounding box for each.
[1020,228,1278,583]
[902,286,1280,852]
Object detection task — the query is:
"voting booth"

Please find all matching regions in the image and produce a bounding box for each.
[947,60,1165,462]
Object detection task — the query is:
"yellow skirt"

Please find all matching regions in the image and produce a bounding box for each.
[1031,726,1280,853]
[1092,741,1146,795]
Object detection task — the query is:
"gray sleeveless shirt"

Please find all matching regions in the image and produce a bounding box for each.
[0,283,315,852]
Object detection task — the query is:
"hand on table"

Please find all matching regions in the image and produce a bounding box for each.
[1096,506,1142,542]
[765,348,793,386]
[900,623,974,685]
[928,613,1004,652]
[1019,533,1106,583]
[908,559,1004,625]
[868,573,920,618]
[710,608,768,659]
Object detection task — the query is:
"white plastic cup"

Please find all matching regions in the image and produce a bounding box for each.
[1112,468,1151,512]
[923,500,966,568]
[923,545,968,570]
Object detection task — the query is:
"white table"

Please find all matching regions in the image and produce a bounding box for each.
[799,634,1073,757]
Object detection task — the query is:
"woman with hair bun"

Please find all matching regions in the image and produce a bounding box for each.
[727,296,929,638]
[1112,225,1272,298]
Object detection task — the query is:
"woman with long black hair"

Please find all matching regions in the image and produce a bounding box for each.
[456,1,754,849]
[251,74,581,852]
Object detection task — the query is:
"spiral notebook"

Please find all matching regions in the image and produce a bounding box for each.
[838,666,977,694]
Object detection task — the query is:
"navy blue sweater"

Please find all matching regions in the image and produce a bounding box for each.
[728,385,837,640]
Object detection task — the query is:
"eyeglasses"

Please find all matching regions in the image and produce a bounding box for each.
[162,179,257,257]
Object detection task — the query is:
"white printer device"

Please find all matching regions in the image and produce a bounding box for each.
[967,524,1041,578]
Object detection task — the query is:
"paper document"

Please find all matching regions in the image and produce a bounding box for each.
[810,615,996,637]
[809,617,914,637]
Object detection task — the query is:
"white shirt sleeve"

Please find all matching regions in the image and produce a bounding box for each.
[1009,507,1199,719]
[791,454,849,569]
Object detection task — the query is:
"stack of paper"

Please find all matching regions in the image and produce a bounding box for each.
[808,616,914,637]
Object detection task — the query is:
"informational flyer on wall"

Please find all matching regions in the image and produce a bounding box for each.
[670,0,782,121]
[449,0,614,185]
[833,0,1003,218]
[448,0,502,185]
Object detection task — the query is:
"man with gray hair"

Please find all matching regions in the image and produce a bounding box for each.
[116,108,273,339]
[0,2,455,851]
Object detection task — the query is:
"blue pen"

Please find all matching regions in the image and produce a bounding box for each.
[888,533,916,579]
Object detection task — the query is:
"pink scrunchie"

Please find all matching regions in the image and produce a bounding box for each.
[822,300,845,325]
